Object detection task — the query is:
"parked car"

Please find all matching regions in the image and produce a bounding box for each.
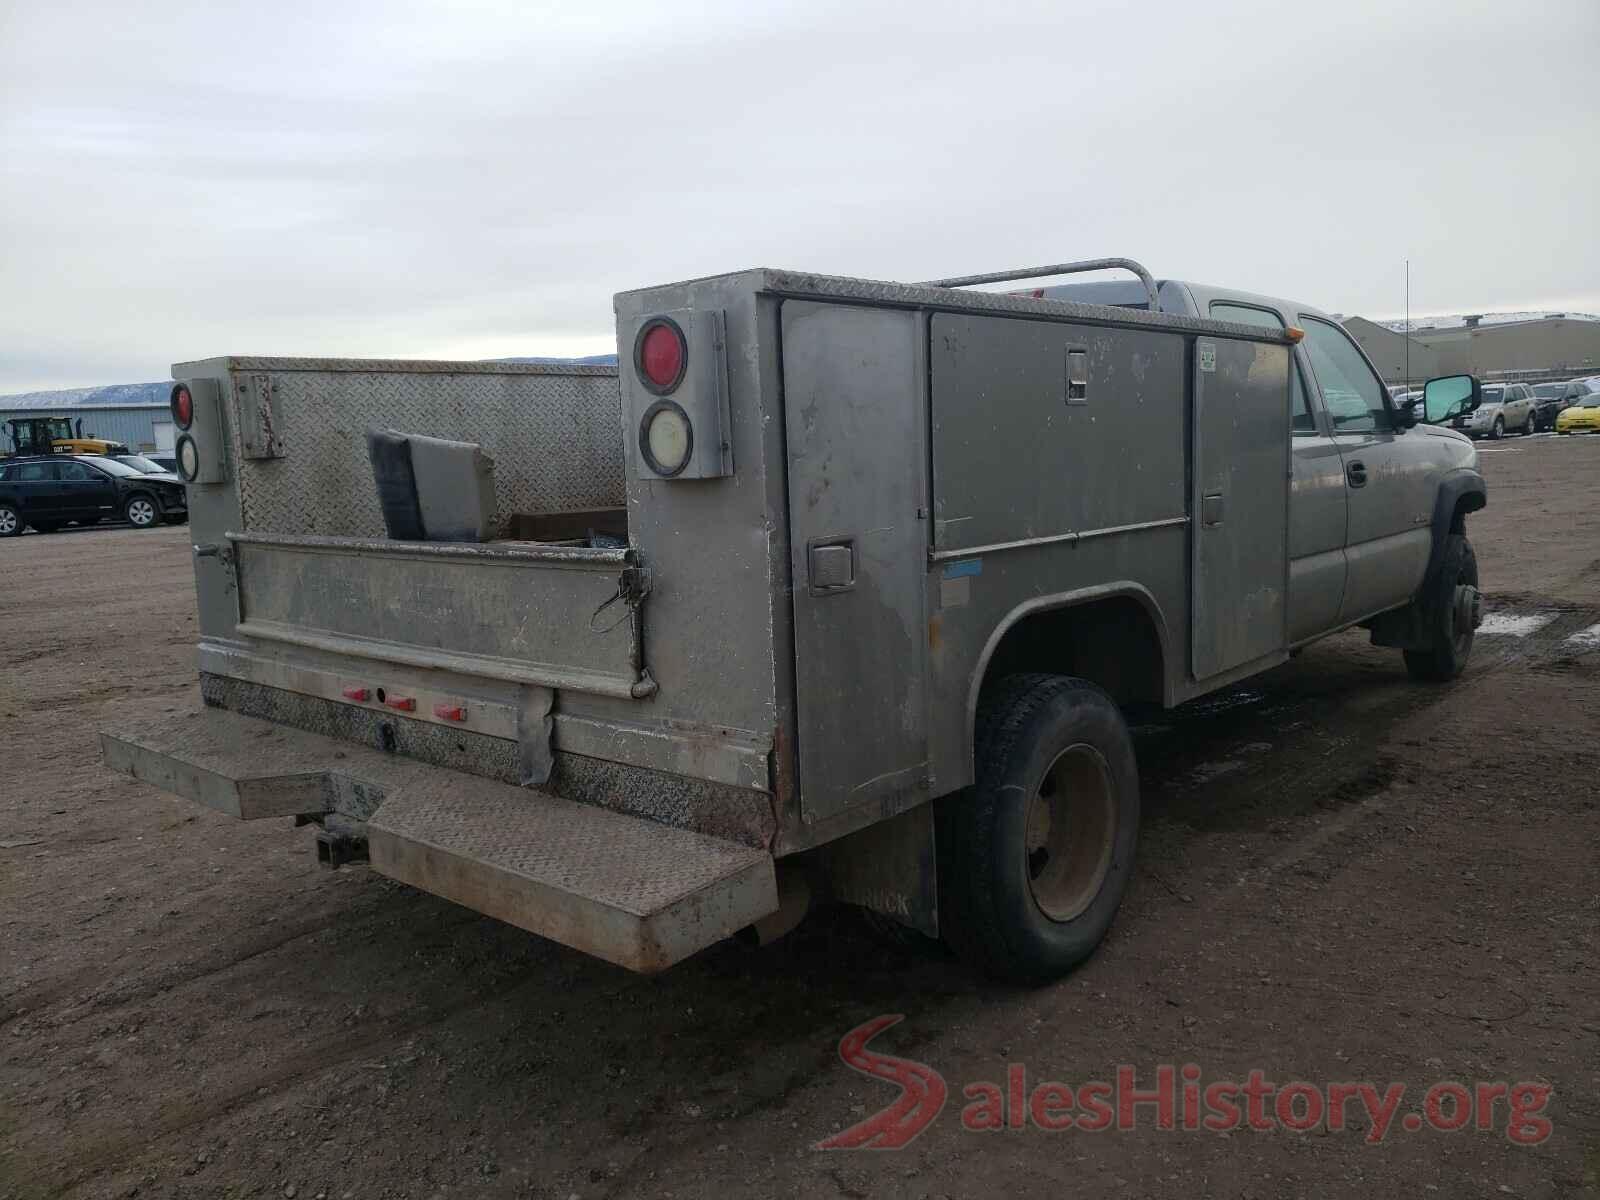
[1531,382,1568,429]
[114,453,181,475]
[1457,382,1537,438]
[1530,379,1597,430]
[1555,391,1600,434]
[0,454,187,536]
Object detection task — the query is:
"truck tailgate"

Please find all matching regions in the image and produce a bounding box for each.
[224,532,653,700]
[102,708,776,972]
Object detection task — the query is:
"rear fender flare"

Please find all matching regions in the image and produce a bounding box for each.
[963,582,1173,777]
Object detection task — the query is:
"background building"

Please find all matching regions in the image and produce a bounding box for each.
[1342,318,1439,386]
[0,382,172,454]
[1346,312,1600,385]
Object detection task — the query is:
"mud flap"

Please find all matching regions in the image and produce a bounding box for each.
[822,804,939,937]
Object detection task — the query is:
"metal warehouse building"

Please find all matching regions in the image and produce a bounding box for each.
[1409,315,1600,379]
[1345,312,1600,386]
[1342,317,1440,386]
[0,382,173,455]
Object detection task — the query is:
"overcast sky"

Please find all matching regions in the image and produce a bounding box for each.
[2,0,1597,394]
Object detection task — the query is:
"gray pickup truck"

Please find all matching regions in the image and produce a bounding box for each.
[101,258,1487,983]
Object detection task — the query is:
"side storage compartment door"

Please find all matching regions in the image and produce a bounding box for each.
[1191,337,1292,679]
[782,302,928,824]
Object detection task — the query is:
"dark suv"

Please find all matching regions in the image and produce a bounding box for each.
[0,455,187,537]
[1532,378,1600,431]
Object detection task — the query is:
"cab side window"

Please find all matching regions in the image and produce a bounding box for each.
[1210,302,1317,434]
[1299,318,1392,433]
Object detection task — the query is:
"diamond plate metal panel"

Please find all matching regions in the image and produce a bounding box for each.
[370,776,770,918]
[98,703,776,972]
[750,269,1297,343]
[367,775,777,972]
[212,360,623,537]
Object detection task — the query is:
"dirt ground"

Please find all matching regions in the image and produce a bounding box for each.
[2,435,1597,1200]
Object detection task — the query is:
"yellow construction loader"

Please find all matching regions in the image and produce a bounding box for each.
[4,416,129,457]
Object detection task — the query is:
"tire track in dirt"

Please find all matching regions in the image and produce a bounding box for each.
[1136,597,1600,885]
[30,964,559,1199]
[4,907,356,1024]
[3,897,485,1058]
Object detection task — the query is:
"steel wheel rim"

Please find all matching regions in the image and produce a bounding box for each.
[0,509,15,534]
[1023,744,1116,923]
[128,499,155,526]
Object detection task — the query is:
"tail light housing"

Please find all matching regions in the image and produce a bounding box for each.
[634,318,688,395]
[171,377,227,484]
[170,383,194,430]
[626,309,732,480]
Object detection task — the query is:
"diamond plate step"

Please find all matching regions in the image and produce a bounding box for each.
[101,707,778,972]
[367,778,776,973]
[101,707,416,819]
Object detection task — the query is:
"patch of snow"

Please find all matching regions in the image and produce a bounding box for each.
[1476,612,1556,637]
[1564,623,1600,649]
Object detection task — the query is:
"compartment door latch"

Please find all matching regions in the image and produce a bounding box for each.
[807,538,856,595]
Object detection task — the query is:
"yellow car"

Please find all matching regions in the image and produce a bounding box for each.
[1555,397,1600,433]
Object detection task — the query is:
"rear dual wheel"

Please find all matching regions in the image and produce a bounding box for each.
[938,675,1139,983]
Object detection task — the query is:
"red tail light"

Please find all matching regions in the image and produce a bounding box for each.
[432,703,467,722]
[170,383,194,429]
[635,318,687,394]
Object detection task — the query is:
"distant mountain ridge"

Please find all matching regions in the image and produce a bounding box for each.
[0,356,622,409]
[0,382,172,410]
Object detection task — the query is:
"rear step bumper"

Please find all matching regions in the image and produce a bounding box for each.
[100,709,777,973]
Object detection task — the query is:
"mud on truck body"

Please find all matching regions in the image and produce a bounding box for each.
[101,259,1487,981]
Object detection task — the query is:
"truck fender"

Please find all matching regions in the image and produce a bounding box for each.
[1420,469,1487,598]
[963,582,1173,775]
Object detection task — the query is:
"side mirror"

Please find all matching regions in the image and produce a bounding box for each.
[1421,374,1482,424]
[1395,397,1419,429]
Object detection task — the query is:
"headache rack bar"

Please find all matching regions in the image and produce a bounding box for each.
[923,256,1161,311]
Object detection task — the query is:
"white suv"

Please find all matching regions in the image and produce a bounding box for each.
[1459,382,1537,439]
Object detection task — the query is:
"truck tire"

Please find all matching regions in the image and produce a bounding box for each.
[1404,534,1479,682]
[937,674,1139,983]
[0,503,20,537]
